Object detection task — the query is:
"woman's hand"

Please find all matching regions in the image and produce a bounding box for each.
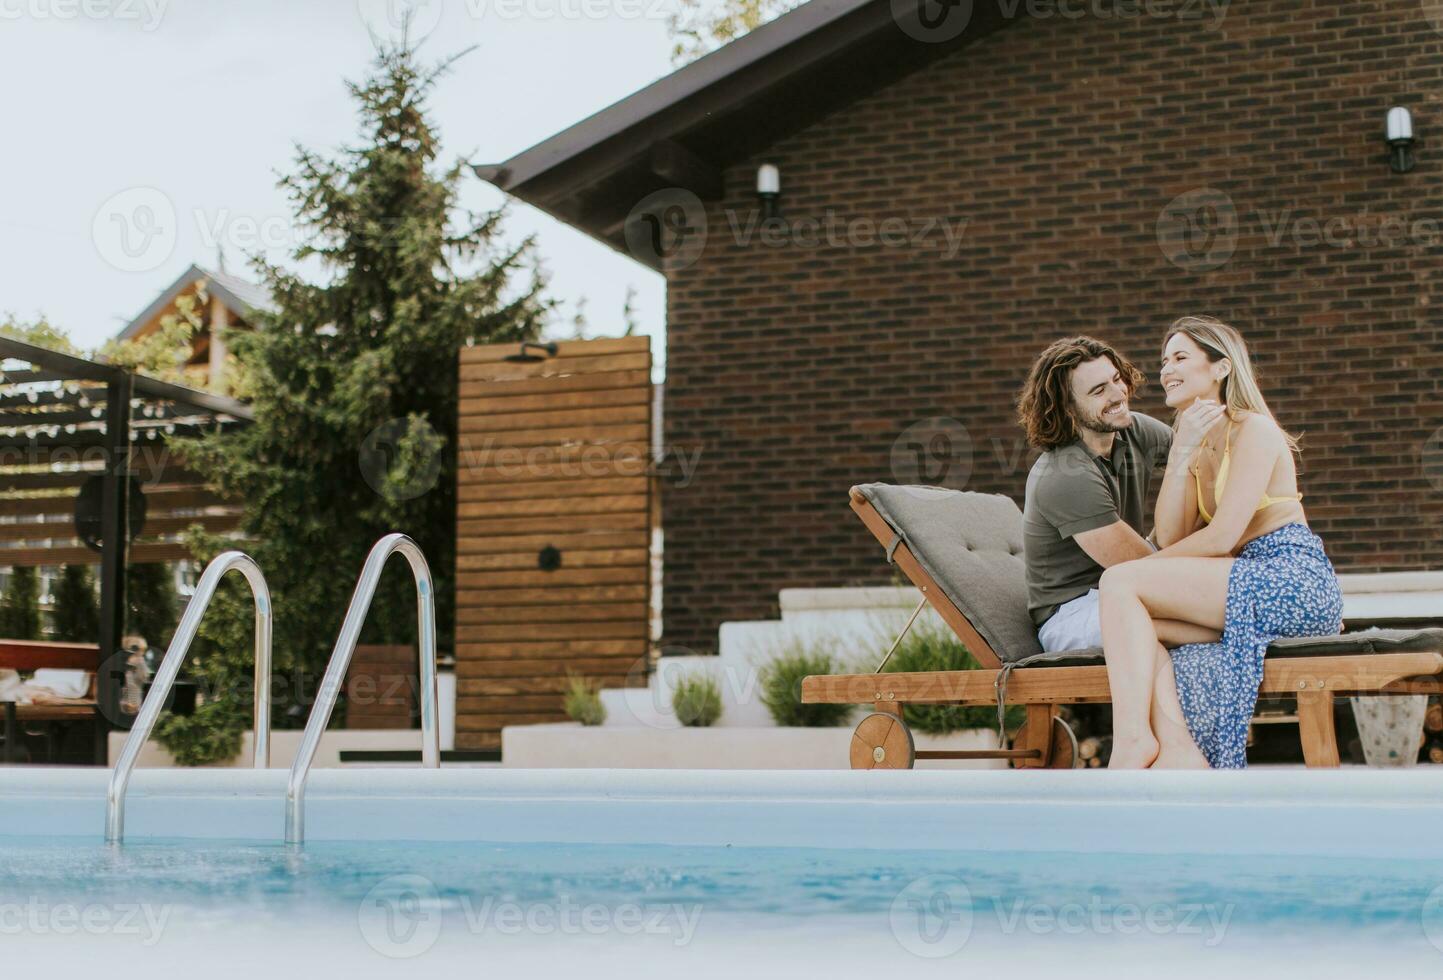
[1170,399,1227,468]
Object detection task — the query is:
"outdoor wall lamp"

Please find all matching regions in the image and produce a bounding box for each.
[503,341,559,363]
[1386,106,1415,174]
[757,163,781,219]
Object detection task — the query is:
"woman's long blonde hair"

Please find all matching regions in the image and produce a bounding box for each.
[1164,315,1301,455]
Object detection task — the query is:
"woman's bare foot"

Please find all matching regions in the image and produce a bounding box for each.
[1108,732,1160,769]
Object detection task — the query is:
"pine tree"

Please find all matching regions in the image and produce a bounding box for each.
[125,562,177,650]
[162,32,550,764]
[621,286,639,337]
[0,567,41,640]
[50,564,99,643]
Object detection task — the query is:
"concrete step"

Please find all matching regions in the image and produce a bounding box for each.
[599,588,955,729]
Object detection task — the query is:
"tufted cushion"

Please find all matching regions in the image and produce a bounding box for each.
[1266,627,1443,657]
[1013,629,1443,664]
[856,483,1044,664]
[855,483,1443,665]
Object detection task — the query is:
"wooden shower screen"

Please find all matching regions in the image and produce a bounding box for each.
[453,336,653,750]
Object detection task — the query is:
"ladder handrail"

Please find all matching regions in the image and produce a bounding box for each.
[106,551,272,844]
[285,533,438,845]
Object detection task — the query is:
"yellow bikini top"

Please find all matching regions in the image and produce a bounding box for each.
[1193,419,1303,524]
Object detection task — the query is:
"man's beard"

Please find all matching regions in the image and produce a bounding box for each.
[1078,406,1130,434]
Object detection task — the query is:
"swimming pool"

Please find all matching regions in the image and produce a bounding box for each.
[3,767,1443,976]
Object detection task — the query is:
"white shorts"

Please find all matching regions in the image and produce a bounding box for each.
[1037,588,1102,653]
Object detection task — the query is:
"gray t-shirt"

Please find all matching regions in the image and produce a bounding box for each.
[1023,412,1173,628]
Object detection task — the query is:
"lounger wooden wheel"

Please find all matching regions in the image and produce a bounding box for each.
[850,711,916,769]
[1009,713,1080,769]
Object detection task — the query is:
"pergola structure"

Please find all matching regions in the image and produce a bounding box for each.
[0,336,251,749]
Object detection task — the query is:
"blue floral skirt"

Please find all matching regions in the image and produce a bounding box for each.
[1168,522,1343,769]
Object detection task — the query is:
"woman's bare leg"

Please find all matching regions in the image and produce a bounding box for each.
[1099,579,1162,768]
[1099,557,1232,769]
[1153,619,1223,646]
[1148,643,1210,769]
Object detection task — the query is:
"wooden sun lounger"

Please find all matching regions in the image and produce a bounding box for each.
[800,486,1443,769]
[0,640,104,765]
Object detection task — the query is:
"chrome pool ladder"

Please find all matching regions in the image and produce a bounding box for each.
[285,533,438,845]
[106,551,272,844]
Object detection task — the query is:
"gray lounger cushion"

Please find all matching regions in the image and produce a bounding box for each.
[856,483,1045,663]
[1266,627,1443,657]
[854,482,1443,666]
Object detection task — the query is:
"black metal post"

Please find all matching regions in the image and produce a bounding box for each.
[95,373,132,759]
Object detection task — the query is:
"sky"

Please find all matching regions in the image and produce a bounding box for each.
[0,0,676,377]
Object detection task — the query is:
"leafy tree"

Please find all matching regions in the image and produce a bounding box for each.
[667,0,803,64]
[0,567,41,640]
[0,314,84,356]
[99,291,209,390]
[5,304,207,385]
[162,32,551,764]
[50,564,98,642]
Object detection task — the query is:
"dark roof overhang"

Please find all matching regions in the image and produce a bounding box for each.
[473,0,1013,269]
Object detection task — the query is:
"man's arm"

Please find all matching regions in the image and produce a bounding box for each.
[1074,520,1155,568]
[1034,454,1152,568]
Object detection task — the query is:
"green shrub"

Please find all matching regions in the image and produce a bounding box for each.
[760,643,854,727]
[881,621,1024,734]
[150,703,246,766]
[563,674,606,726]
[671,673,722,727]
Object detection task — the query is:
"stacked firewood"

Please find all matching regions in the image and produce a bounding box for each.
[1055,703,1112,766]
[1079,735,1110,767]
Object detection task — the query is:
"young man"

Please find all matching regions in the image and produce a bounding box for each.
[1016,336,1172,653]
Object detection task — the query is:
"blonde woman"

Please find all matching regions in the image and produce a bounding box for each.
[1098,316,1344,769]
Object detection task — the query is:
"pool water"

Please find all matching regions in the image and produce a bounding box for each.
[4,836,1443,976]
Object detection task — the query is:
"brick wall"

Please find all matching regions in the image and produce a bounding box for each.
[661,0,1443,651]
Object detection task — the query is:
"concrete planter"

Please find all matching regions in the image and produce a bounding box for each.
[502,722,1006,769]
[106,729,439,769]
[105,667,458,767]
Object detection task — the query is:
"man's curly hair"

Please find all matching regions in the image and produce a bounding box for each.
[1016,336,1146,451]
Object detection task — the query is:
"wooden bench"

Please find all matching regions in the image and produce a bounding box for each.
[0,639,104,764]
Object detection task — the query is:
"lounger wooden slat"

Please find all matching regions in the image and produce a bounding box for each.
[801,484,1443,769]
[803,652,1443,707]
